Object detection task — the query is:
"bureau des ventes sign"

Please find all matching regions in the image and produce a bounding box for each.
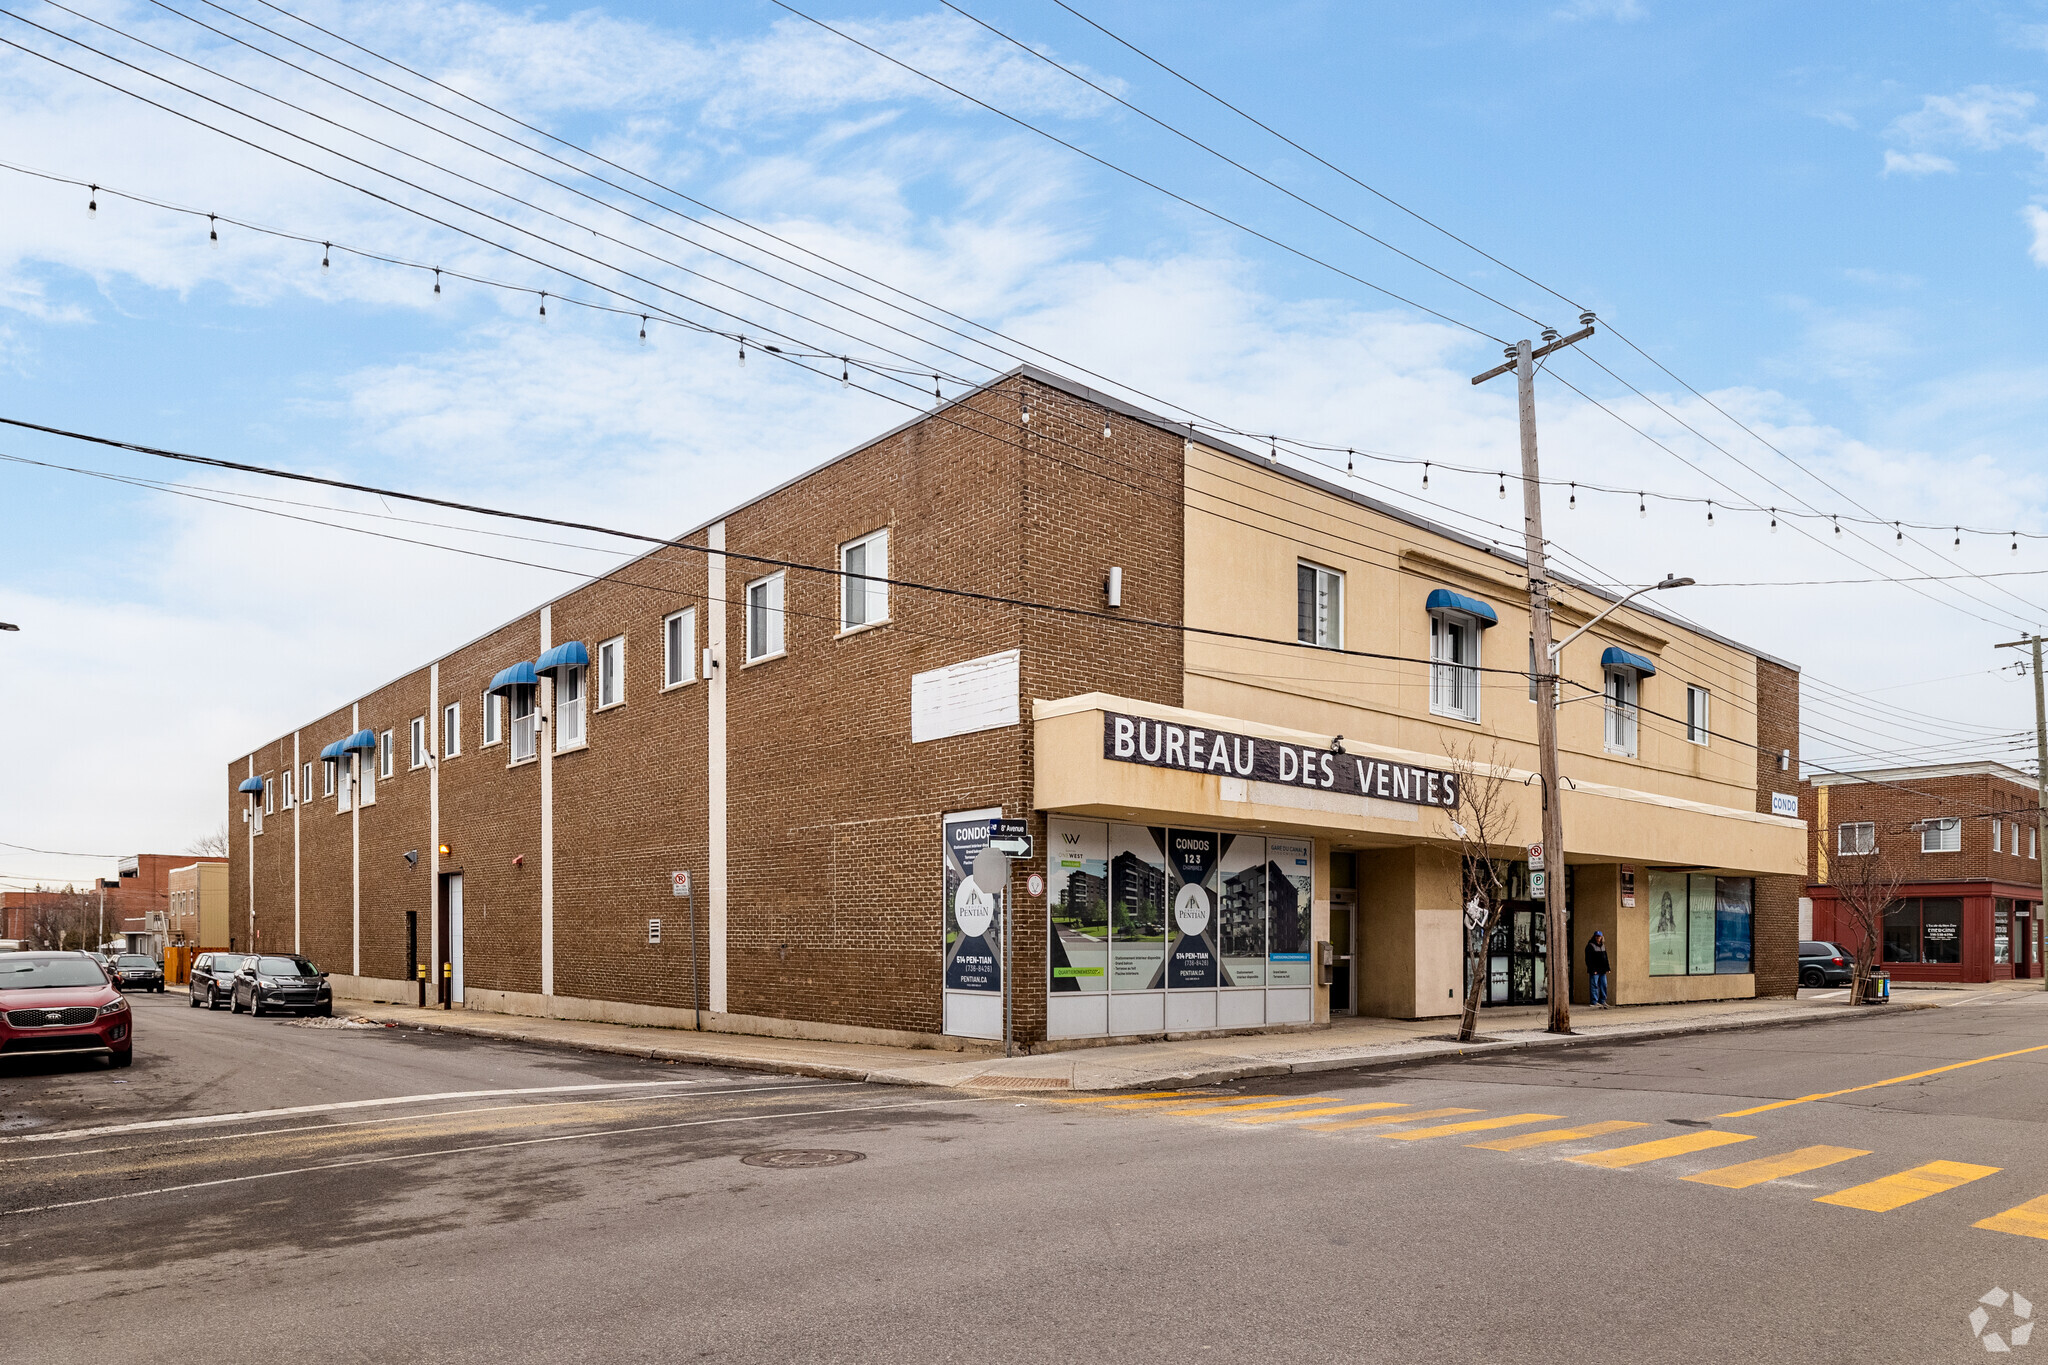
[1103,712,1461,809]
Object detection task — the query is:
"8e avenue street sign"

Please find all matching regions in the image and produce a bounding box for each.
[1103,712,1460,808]
[987,818,1032,858]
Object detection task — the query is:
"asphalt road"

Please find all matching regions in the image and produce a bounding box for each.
[5,990,2047,1363]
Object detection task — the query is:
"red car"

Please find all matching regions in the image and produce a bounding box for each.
[0,952,133,1067]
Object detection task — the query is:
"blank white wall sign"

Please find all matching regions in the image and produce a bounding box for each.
[912,650,1021,743]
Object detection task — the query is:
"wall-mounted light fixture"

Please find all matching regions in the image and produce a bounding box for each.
[438,843,452,858]
[1105,566,1122,609]
[404,850,419,867]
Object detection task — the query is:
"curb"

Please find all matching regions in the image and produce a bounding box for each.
[353,996,1941,1093]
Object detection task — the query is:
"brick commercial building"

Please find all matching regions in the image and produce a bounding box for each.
[4,853,225,951]
[227,366,1806,1050]
[1803,762,2045,983]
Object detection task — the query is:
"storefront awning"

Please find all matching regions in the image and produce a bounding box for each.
[487,661,538,696]
[1424,587,1498,626]
[342,728,378,753]
[319,740,348,763]
[534,641,588,682]
[237,776,265,794]
[1601,646,1657,677]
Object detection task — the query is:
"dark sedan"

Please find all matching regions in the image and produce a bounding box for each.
[0,952,133,1066]
[187,952,246,1010]
[1800,940,1854,988]
[231,955,333,1017]
[110,954,165,993]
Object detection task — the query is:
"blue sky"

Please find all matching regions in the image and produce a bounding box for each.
[3,0,2046,884]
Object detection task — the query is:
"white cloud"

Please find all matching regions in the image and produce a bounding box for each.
[1889,85,2045,155]
[1882,149,1957,176]
[2026,204,2048,265]
[1551,0,1644,20]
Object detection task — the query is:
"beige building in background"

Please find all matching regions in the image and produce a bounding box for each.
[167,860,230,951]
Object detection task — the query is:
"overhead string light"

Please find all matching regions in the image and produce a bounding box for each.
[86,183,97,218]
[932,375,942,401]
[208,214,218,248]
[1894,521,1903,542]
[1103,419,1112,439]
[1706,500,1714,527]
[1832,515,1841,536]
[2014,532,2021,556]
[841,357,849,388]
[1568,482,1576,511]
[1497,472,1506,500]
[1955,527,1962,547]
[638,315,647,342]
[1638,492,1646,519]
[432,268,441,296]
[1346,449,1354,473]
[1421,462,1429,490]
[1271,435,1279,460]
[538,292,547,319]
[321,242,330,269]
[739,336,746,367]
[1769,508,1778,533]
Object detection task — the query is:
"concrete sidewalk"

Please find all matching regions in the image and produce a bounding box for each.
[338,982,2031,1092]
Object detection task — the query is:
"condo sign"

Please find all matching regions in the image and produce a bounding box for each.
[1103,712,1461,809]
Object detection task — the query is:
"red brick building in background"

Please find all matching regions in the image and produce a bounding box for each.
[2,853,227,948]
[1802,762,2044,983]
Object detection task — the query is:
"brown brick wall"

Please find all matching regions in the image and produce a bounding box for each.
[1752,659,1801,997]
[1801,769,2042,886]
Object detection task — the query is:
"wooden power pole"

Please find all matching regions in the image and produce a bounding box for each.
[1994,633,2048,991]
[1473,314,1595,1034]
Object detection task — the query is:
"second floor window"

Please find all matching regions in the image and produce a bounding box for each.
[747,572,786,660]
[598,636,625,708]
[379,729,395,780]
[665,609,696,688]
[509,688,537,762]
[1297,562,1342,647]
[556,667,585,748]
[1603,667,1639,757]
[481,692,501,746]
[411,716,428,769]
[1922,817,1961,853]
[1686,686,1710,745]
[1838,822,1875,856]
[840,529,889,630]
[302,762,314,803]
[443,702,461,758]
[1430,611,1479,722]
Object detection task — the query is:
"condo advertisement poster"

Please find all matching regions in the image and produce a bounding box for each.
[1647,870,1687,976]
[1216,834,1267,987]
[1687,875,1718,976]
[1267,838,1314,986]
[1165,828,1221,988]
[1108,824,1168,991]
[1047,818,1109,993]
[942,810,1002,993]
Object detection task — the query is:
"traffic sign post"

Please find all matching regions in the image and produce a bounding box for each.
[671,871,698,1030]
[973,846,1013,1057]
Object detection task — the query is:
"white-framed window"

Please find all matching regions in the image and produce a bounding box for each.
[1922,817,1961,853]
[302,763,314,804]
[746,571,786,661]
[280,767,293,810]
[1603,666,1639,757]
[339,757,354,813]
[442,702,461,759]
[379,729,394,780]
[2032,826,2038,860]
[410,715,428,769]
[556,666,585,749]
[323,759,336,798]
[1429,610,1480,722]
[664,608,696,689]
[1838,822,1875,856]
[1296,562,1342,647]
[598,636,625,709]
[252,793,263,835]
[509,687,537,762]
[839,528,889,631]
[1995,818,2003,854]
[264,777,275,816]
[481,692,502,747]
[1686,685,1710,745]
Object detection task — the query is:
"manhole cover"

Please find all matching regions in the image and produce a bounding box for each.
[967,1074,1071,1091]
[741,1149,866,1169]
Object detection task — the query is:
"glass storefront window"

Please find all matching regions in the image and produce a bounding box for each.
[1715,877,1754,974]
[1648,871,1687,976]
[1995,899,2013,966]
[1883,900,1921,963]
[1108,825,1168,991]
[1648,871,1753,976]
[1921,898,1963,965]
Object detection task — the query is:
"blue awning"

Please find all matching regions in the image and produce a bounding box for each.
[342,728,378,753]
[237,776,265,794]
[534,640,588,681]
[1601,646,1657,677]
[487,661,538,696]
[1424,587,1499,627]
[319,740,348,762]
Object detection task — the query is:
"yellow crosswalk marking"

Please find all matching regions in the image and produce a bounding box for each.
[1682,1145,1870,1189]
[1568,1130,1756,1169]
[1104,1094,1280,1110]
[1380,1113,1564,1142]
[1817,1161,2000,1212]
[1044,1092,1184,1105]
[1469,1120,1649,1152]
[1157,1097,1342,1117]
[1234,1102,1408,1125]
[1975,1194,2048,1239]
[1308,1107,1480,1132]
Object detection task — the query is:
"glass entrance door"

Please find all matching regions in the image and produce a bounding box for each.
[1484,904,1549,1006]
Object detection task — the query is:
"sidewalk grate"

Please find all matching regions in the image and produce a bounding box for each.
[967,1074,1072,1091]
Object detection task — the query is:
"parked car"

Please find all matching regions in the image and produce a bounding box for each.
[230,955,332,1018]
[1799,940,1854,988]
[187,953,247,1010]
[109,954,165,993]
[0,951,132,1067]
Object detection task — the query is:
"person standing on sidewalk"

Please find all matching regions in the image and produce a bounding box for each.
[1585,931,1611,1008]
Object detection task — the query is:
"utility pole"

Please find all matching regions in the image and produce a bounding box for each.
[1994,634,2048,991]
[1473,313,1595,1034]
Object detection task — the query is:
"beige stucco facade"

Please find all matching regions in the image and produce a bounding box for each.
[168,861,230,951]
[1028,438,1804,1031]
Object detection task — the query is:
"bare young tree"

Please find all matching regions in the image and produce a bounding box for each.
[24,889,99,951]
[1830,821,1904,1004]
[1444,739,1518,1043]
[188,821,230,858]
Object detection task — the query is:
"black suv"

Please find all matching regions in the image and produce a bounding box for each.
[1800,940,1854,988]
[231,955,333,1018]
[110,954,165,993]
[187,952,247,1010]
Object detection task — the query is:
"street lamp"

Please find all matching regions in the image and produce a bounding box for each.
[1548,574,1693,661]
[0,623,18,631]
